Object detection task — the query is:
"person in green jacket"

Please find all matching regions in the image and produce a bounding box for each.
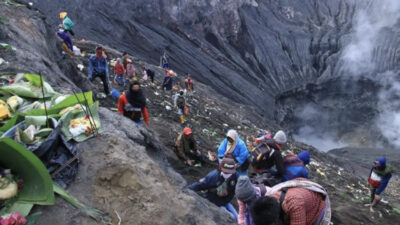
[60,12,75,36]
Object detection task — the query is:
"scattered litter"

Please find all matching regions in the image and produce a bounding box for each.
[0,58,5,65]
[154,92,160,96]
[77,64,84,71]
[165,105,172,111]
[73,46,81,56]
[316,168,326,177]
[96,93,107,99]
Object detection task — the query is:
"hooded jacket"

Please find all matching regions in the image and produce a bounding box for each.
[369,157,395,195]
[118,90,149,124]
[218,130,249,165]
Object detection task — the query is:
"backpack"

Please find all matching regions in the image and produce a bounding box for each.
[177,95,185,108]
[250,143,275,170]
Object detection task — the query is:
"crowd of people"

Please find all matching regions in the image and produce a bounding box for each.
[55,12,395,225]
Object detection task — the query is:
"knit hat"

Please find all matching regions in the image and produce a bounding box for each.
[183,127,192,136]
[297,151,310,165]
[220,157,236,174]
[273,130,287,144]
[236,176,256,203]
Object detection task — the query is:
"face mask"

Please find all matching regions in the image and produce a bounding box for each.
[221,172,232,179]
[58,29,64,32]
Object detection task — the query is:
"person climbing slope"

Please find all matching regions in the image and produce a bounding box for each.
[56,25,73,56]
[145,68,155,84]
[184,73,194,92]
[250,130,287,180]
[160,51,169,68]
[162,69,174,91]
[250,178,331,225]
[367,157,395,212]
[175,127,205,166]
[188,157,239,221]
[59,12,75,36]
[218,129,249,175]
[173,90,187,124]
[88,46,110,95]
[118,82,149,125]
[114,58,126,86]
[282,150,310,182]
[236,176,270,225]
[126,58,136,80]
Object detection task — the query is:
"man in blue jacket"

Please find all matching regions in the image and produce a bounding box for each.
[218,129,249,175]
[367,157,395,212]
[88,46,110,95]
[188,157,239,221]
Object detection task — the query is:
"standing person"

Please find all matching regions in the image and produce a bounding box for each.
[160,51,169,68]
[218,129,249,175]
[175,127,205,166]
[173,90,187,124]
[59,12,75,36]
[184,73,194,92]
[126,58,136,80]
[145,68,155,84]
[367,157,395,212]
[250,178,331,225]
[88,46,110,95]
[162,69,174,91]
[188,157,239,221]
[114,58,126,86]
[56,25,73,56]
[117,82,149,125]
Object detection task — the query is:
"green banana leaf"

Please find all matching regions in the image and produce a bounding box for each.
[0,138,55,205]
[25,92,93,116]
[53,183,110,221]
[60,102,101,142]
[0,74,57,99]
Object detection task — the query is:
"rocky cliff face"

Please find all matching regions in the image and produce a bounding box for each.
[22,0,400,150]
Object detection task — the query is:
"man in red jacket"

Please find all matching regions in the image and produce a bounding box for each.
[118,82,149,125]
[114,58,126,86]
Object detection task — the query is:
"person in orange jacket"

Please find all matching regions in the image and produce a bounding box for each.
[118,82,149,125]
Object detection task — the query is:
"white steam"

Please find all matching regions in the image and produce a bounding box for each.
[295,0,400,151]
[340,0,400,75]
[293,104,346,152]
[376,72,400,147]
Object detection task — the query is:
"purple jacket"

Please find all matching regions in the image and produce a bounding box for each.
[57,31,73,51]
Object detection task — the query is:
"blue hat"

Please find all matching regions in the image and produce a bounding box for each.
[298,151,310,165]
[375,157,386,168]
